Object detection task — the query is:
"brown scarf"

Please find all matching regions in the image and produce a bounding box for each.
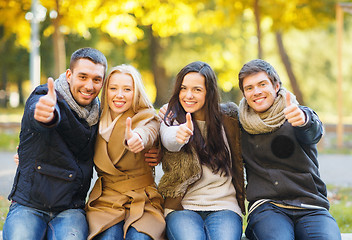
[239,88,298,134]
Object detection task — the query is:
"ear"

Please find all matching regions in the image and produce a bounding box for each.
[274,83,280,94]
[66,69,72,84]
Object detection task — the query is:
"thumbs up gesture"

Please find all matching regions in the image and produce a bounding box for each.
[176,112,193,144]
[283,92,306,126]
[125,117,144,153]
[34,77,57,123]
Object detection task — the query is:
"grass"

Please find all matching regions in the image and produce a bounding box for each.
[0,196,9,230]
[0,133,19,152]
[328,185,352,233]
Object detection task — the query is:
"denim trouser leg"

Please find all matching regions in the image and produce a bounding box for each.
[245,202,341,240]
[3,202,47,240]
[3,202,88,240]
[93,221,152,240]
[204,210,242,240]
[166,210,206,240]
[93,221,124,240]
[166,209,242,240]
[294,208,341,240]
[245,203,295,240]
[47,208,88,240]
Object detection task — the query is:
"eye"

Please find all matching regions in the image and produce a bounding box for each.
[244,86,252,92]
[124,88,132,92]
[94,78,102,83]
[109,87,116,91]
[79,75,87,80]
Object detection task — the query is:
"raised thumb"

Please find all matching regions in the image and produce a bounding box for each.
[186,112,193,131]
[125,117,134,140]
[285,92,291,107]
[47,77,56,101]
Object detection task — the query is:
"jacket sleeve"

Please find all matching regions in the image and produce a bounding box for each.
[293,106,323,145]
[160,121,185,152]
[125,108,160,150]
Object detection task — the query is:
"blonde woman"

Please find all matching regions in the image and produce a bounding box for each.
[86,64,165,240]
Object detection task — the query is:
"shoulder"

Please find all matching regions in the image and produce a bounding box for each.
[220,102,239,118]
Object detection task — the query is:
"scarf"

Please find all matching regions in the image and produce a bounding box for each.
[239,88,298,134]
[99,108,122,142]
[54,73,100,127]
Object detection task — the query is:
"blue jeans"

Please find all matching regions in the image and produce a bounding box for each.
[165,209,242,240]
[3,202,88,240]
[245,202,341,240]
[93,220,152,240]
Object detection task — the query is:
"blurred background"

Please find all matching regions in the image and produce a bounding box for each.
[0,0,352,234]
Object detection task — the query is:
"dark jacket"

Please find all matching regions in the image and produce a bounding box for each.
[9,84,98,212]
[242,106,329,210]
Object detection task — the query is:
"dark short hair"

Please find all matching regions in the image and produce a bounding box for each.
[70,47,108,75]
[238,59,281,92]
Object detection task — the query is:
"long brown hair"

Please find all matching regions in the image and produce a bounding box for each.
[165,61,231,175]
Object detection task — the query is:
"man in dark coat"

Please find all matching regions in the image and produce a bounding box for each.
[238,59,341,240]
[3,47,107,240]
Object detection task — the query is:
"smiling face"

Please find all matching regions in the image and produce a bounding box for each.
[66,58,105,106]
[107,72,134,120]
[179,72,207,120]
[242,71,280,113]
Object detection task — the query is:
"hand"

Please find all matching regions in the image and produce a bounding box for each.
[125,117,144,153]
[14,146,19,166]
[144,147,162,167]
[284,92,306,126]
[158,104,168,119]
[176,112,193,144]
[34,77,57,123]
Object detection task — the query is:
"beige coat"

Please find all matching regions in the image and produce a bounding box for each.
[86,108,165,240]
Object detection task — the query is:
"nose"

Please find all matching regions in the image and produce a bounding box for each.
[253,86,262,95]
[85,80,94,91]
[116,89,124,98]
[185,89,193,98]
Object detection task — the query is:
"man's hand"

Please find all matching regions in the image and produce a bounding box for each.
[144,147,162,167]
[284,92,306,127]
[158,104,168,119]
[125,117,144,153]
[34,77,57,123]
[14,146,19,166]
[176,113,193,144]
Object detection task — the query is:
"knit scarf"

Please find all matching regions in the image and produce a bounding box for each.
[239,88,298,134]
[54,73,100,127]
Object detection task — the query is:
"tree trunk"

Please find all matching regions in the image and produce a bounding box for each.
[52,0,66,78]
[0,66,7,107]
[17,77,24,106]
[149,29,170,108]
[275,31,304,105]
[254,0,262,59]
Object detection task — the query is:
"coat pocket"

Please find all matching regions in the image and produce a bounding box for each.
[30,162,77,209]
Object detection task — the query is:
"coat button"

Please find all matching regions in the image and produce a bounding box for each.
[274,181,279,185]
[37,166,41,170]
[69,174,73,178]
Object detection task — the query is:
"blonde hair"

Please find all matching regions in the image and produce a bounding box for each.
[101,64,153,115]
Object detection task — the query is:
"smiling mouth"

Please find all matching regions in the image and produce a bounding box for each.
[81,91,93,97]
[114,101,125,107]
[184,101,196,105]
[254,98,265,103]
